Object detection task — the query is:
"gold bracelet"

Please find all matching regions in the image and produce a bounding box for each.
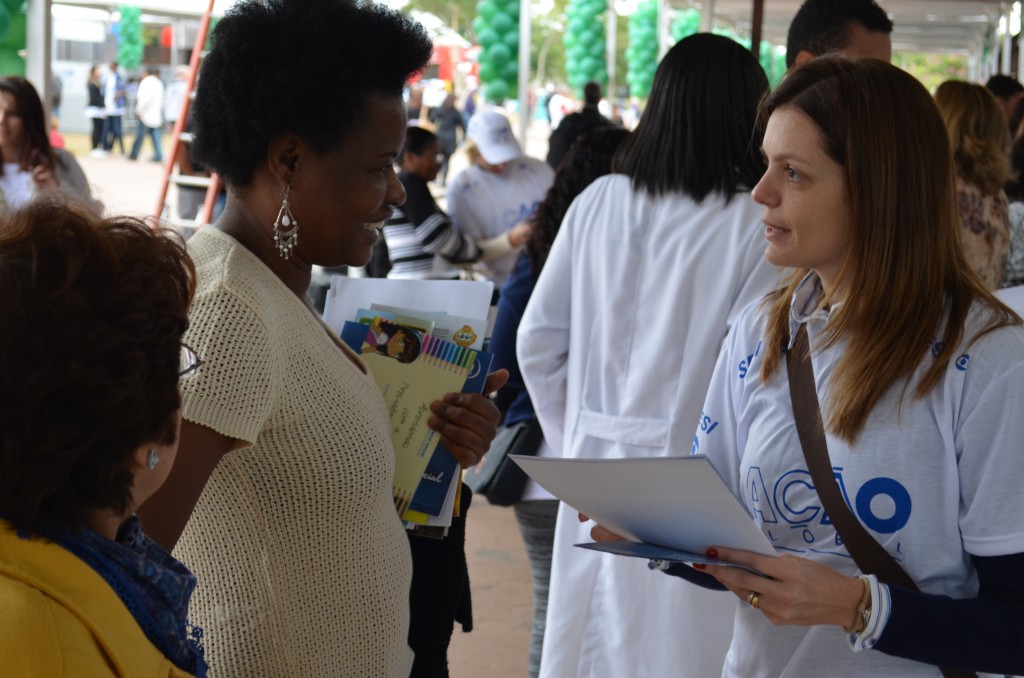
[843,575,872,634]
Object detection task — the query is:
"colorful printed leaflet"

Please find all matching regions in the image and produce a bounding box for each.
[341,319,477,519]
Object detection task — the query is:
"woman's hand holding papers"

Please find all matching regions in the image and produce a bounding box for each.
[428,369,508,468]
[588,520,629,542]
[695,546,864,630]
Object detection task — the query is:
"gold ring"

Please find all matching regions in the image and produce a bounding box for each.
[746,591,760,609]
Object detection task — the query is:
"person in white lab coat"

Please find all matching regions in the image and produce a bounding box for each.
[516,33,782,677]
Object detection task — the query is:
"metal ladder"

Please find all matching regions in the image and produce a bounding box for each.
[153,0,222,233]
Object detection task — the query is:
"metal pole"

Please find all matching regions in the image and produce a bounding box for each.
[26,0,54,123]
[700,0,716,32]
[607,0,616,101]
[657,0,670,59]
[1018,1,1024,78]
[517,0,531,147]
[751,0,764,56]
[1003,2,1013,73]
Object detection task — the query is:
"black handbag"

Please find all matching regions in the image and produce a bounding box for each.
[465,418,544,506]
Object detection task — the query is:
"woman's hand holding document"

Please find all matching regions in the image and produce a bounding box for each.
[510,455,776,574]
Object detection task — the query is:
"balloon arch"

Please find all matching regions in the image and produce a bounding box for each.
[473,1,785,102]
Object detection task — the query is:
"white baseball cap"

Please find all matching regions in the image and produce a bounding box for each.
[467,110,522,165]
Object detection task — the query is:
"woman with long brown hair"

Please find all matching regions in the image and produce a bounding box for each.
[597,57,1024,676]
[935,80,1012,290]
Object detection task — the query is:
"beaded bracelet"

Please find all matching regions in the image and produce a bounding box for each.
[844,575,873,634]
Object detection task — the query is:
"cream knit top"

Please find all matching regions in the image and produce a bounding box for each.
[175,229,413,677]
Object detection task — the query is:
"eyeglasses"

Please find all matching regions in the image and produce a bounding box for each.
[179,343,202,378]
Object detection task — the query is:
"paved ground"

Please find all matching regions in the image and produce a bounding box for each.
[73,120,548,676]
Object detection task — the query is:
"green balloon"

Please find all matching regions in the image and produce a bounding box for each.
[564,32,578,48]
[490,11,514,34]
[568,44,586,62]
[580,56,599,75]
[502,0,520,17]
[502,30,519,50]
[478,61,497,83]
[486,42,512,67]
[476,0,498,21]
[0,9,9,44]
[500,60,518,82]
[477,27,500,48]
[587,40,604,58]
[567,17,587,34]
[486,78,509,102]
[0,46,21,76]
[472,16,486,34]
[585,0,605,17]
[0,0,19,12]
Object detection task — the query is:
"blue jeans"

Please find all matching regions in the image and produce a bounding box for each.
[102,114,124,153]
[130,123,163,161]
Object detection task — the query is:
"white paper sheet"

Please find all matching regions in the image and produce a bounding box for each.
[511,455,776,558]
[322,276,495,338]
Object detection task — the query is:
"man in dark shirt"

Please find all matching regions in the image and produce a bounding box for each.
[546,81,614,169]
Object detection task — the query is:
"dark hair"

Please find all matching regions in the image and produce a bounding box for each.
[583,81,601,105]
[191,0,432,188]
[402,126,439,157]
[613,33,768,202]
[985,74,1024,100]
[0,77,57,175]
[0,202,195,535]
[756,57,1019,441]
[375,322,422,363]
[527,127,629,272]
[785,0,893,67]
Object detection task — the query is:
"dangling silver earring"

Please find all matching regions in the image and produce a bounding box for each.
[147,448,160,470]
[274,184,299,259]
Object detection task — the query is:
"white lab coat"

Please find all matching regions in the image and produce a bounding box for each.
[518,174,781,677]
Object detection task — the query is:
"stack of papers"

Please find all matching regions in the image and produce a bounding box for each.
[325,276,495,535]
[511,455,776,566]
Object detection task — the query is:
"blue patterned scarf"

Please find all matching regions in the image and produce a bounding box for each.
[57,515,207,677]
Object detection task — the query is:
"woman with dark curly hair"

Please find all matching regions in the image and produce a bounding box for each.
[0,77,100,213]
[136,1,504,675]
[486,126,628,677]
[0,202,202,676]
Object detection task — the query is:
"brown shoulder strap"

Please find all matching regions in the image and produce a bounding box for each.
[786,323,976,678]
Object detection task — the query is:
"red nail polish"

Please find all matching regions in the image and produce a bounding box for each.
[706,547,718,559]
[693,562,707,571]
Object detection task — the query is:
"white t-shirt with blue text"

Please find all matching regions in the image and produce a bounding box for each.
[694,274,1024,677]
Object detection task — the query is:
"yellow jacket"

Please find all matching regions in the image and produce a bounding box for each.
[0,520,196,677]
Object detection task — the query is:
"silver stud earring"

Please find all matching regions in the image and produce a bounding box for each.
[147,448,160,470]
[273,184,299,259]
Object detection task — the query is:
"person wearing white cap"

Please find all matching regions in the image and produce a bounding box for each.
[447,109,554,287]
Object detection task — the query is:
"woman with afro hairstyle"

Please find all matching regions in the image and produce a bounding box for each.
[137,1,505,675]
